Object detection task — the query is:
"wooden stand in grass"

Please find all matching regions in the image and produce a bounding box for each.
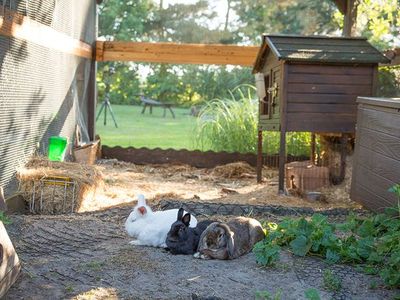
[0,221,21,298]
[140,96,175,119]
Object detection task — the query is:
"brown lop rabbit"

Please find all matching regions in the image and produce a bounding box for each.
[195,216,265,260]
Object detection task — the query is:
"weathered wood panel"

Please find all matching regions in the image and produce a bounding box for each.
[351,183,394,212]
[287,93,357,104]
[288,73,372,85]
[357,127,400,162]
[287,83,371,95]
[288,64,373,76]
[287,103,357,114]
[354,165,398,203]
[287,111,355,132]
[357,106,400,138]
[356,146,400,184]
[262,52,280,74]
[351,97,400,212]
[287,119,355,133]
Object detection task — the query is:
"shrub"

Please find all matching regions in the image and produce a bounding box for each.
[194,84,314,155]
[194,85,258,153]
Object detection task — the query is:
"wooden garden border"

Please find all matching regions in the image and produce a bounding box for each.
[101,146,308,169]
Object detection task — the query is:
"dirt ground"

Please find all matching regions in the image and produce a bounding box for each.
[5,206,399,300]
[6,160,397,300]
[78,159,362,213]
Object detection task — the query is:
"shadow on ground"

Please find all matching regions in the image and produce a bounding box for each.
[4,206,399,300]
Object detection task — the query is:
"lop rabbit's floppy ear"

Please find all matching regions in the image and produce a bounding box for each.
[219,224,234,258]
[177,208,184,221]
[182,213,191,226]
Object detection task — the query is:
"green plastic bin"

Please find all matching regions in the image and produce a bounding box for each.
[48,136,68,161]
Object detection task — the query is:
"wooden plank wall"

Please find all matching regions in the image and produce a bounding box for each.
[285,64,375,132]
[351,100,400,211]
[259,52,281,131]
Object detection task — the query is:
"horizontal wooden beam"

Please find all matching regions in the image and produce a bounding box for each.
[0,7,93,59]
[96,41,260,66]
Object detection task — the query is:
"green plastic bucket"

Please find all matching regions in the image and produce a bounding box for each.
[48,136,68,161]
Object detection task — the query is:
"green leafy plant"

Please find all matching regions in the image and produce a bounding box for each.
[254,186,400,288]
[323,270,342,292]
[304,288,321,300]
[255,288,282,300]
[0,211,11,225]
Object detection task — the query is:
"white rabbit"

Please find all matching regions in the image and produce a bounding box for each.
[125,194,198,248]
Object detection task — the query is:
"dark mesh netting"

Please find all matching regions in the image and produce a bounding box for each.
[0,0,96,196]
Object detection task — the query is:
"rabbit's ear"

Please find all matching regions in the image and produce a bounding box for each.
[177,208,184,220]
[226,232,235,258]
[182,213,191,226]
[137,194,146,206]
[218,224,234,258]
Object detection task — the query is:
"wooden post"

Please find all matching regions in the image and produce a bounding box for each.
[257,130,263,183]
[278,61,288,194]
[310,133,316,165]
[87,4,98,141]
[343,0,358,37]
[339,133,348,183]
[87,59,97,141]
[278,129,286,194]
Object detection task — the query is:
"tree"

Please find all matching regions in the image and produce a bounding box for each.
[231,0,339,44]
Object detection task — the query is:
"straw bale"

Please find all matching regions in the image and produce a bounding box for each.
[17,156,103,214]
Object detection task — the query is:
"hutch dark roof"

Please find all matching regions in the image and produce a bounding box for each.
[253,35,390,73]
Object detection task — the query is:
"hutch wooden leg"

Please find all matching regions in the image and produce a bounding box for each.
[310,132,316,165]
[339,133,348,183]
[278,129,286,194]
[257,130,263,183]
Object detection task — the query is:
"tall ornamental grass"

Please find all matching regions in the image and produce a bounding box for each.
[194,84,314,155]
[194,85,258,153]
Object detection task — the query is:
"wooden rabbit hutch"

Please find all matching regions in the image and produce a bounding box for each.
[351,97,400,212]
[252,34,389,193]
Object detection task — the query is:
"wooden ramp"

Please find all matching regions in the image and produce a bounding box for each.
[0,222,21,298]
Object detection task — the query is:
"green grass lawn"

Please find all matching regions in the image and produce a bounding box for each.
[96,104,200,150]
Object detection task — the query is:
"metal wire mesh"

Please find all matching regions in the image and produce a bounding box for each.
[0,0,96,196]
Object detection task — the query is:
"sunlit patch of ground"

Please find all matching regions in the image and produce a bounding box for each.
[78,159,361,213]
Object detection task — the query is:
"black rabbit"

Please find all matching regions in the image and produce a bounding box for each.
[166,208,214,255]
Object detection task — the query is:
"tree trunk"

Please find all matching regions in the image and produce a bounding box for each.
[224,0,231,32]
[343,0,359,37]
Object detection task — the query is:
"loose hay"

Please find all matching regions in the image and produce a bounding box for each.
[319,155,353,204]
[212,162,255,179]
[17,156,103,214]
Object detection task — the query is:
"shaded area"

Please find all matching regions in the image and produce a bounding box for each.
[4,206,398,299]
[0,0,96,196]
